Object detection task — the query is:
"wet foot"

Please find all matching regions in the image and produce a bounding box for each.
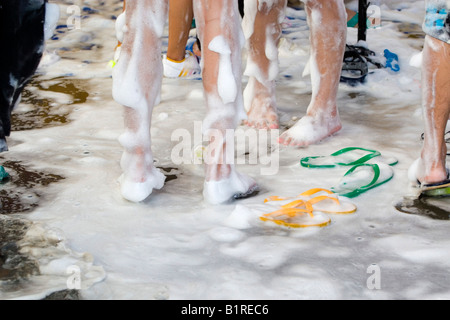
[243,77,279,130]
[203,166,259,205]
[119,146,165,202]
[278,114,342,147]
[233,183,260,200]
[244,95,279,129]
[408,158,448,186]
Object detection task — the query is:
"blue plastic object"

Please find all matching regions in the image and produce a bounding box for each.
[0,166,9,182]
[384,49,400,72]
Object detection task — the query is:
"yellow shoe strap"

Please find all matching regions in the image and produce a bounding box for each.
[299,188,334,197]
[166,56,186,64]
[260,208,329,228]
[306,195,340,206]
[264,188,334,203]
[264,196,287,203]
[307,195,357,214]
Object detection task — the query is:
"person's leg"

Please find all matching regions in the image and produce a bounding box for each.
[413,35,450,184]
[0,0,46,152]
[242,0,286,130]
[112,0,168,202]
[278,0,346,147]
[166,0,194,62]
[194,0,258,204]
[164,0,201,78]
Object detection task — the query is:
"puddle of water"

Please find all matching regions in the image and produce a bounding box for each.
[0,216,39,284]
[397,22,426,40]
[0,160,64,215]
[158,166,180,183]
[395,196,450,220]
[12,77,89,132]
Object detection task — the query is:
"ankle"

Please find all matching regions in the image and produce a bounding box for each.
[163,56,185,78]
[205,163,232,182]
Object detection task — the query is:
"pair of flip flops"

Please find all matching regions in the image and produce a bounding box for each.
[300,147,398,198]
[260,188,357,228]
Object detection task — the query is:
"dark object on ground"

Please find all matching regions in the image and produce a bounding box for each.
[0,0,46,152]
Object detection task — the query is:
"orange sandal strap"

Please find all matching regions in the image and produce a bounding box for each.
[306,195,340,206]
[299,188,334,197]
[261,207,314,219]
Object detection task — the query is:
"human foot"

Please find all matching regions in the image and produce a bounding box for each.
[408,158,448,186]
[203,166,259,205]
[244,94,279,129]
[243,78,279,129]
[118,144,165,202]
[278,114,342,147]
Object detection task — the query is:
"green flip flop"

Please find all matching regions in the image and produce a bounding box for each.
[331,163,394,198]
[421,180,450,197]
[300,147,397,168]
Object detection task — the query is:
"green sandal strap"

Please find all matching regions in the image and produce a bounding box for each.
[335,163,393,198]
[332,147,381,166]
[343,163,380,189]
[300,147,381,168]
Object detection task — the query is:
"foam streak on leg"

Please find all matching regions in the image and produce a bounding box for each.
[278,0,346,147]
[112,0,168,202]
[194,0,258,204]
[243,0,286,129]
[415,36,450,184]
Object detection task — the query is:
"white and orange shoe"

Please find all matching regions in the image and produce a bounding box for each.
[163,51,201,79]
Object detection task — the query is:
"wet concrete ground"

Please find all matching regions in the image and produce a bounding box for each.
[0,79,80,297]
[1,0,448,300]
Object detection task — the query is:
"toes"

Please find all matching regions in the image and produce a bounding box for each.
[279,135,291,146]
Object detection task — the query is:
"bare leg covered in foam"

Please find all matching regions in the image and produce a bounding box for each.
[278,0,346,147]
[242,0,287,130]
[112,1,167,202]
[113,0,257,204]
[409,36,450,185]
[194,0,259,204]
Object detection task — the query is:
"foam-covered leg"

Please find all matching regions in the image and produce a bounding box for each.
[414,36,450,185]
[194,0,258,204]
[278,0,346,147]
[203,166,259,204]
[242,0,286,129]
[112,0,168,202]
